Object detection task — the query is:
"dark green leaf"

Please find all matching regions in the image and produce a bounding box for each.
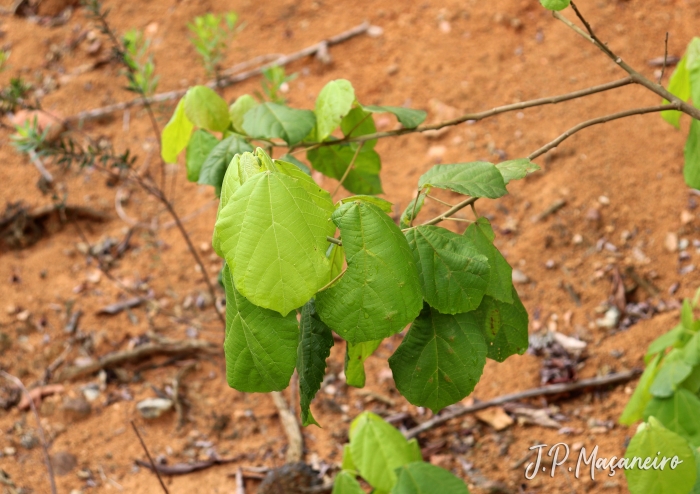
[392,462,470,494]
[473,289,529,362]
[419,162,508,199]
[222,263,299,392]
[341,106,378,149]
[388,305,487,412]
[242,102,316,145]
[298,299,334,426]
[184,85,230,132]
[314,79,355,141]
[463,218,513,303]
[345,339,382,387]
[624,417,697,494]
[400,193,425,229]
[684,119,700,189]
[198,135,253,195]
[307,143,383,195]
[186,129,219,182]
[496,159,540,185]
[316,202,423,343]
[405,225,490,314]
[645,389,700,447]
[339,195,393,213]
[363,105,427,129]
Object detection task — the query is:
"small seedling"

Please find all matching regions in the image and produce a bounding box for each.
[188,12,238,78]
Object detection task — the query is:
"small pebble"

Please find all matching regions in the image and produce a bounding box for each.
[598,195,610,205]
[596,307,620,329]
[137,398,174,419]
[512,269,530,284]
[679,238,690,250]
[665,232,679,253]
[545,259,556,269]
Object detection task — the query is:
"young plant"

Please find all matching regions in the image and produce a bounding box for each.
[334,412,470,493]
[122,29,159,97]
[255,65,297,104]
[619,290,700,494]
[188,12,238,79]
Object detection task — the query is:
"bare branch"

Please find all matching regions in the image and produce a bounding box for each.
[131,421,170,494]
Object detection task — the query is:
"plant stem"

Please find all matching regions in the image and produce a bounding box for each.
[326,236,343,246]
[332,142,364,197]
[318,267,347,292]
[424,194,454,208]
[131,421,170,494]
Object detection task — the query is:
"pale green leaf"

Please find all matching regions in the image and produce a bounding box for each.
[624,417,697,494]
[685,119,700,189]
[463,218,513,303]
[315,79,355,141]
[644,388,700,447]
[279,153,311,175]
[405,225,490,314]
[473,289,529,362]
[341,106,378,149]
[400,193,425,229]
[339,195,393,213]
[316,202,423,343]
[392,462,470,494]
[186,129,219,182]
[215,171,336,316]
[198,135,253,195]
[184,85,230,132]
[692,451,700,494]
[222,264,299,392]
[328,243,345,281]
[349,412,418,492]
[332,471,365,494]
[687,38,700,109]
[229,94,258,134]
[345,339,382,388]
[419,162,508,199]
[539,0,570,10]
[388,305,488,413]
[662,55,690,128]
[620,353,662,426]
[341,445,357,472]
[161,98,193,163]
[242,102,316,145]
[650,350,693,398]
[298,299,334,426]
[363,105,427,129]
[684,332,700,366]
[646,324,684,360]
[307,143,383,195]
[496,159,540,185]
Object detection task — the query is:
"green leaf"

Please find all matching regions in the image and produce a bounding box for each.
[473,289,529,362]
[339,195,393,213]
[539,0,570,10]
[419,162,508,199]
[221,264,299,392]
[184,85,230,132]
[297,299,334,426]
[496,159,540,185]
[341,445,357,472]
[392,462,470,494]
[186,129,219,182]
[161,98,193,163]
[316,202,423,343]
[662,55,690,128]
[405,225,490,314]
[363,105,427,129]
[620,353,662,426]
[314,79,355,141]
[683,298,695,330]
[647,324,684,360]
[349,412,418,492]
[215,171,336,316]
[307,143,383,195]
[684,332,700,366]
[328,243,345,280]
[279,153,311,175]
[400,193,425,229]
[684,119,700,189]
[229,94,258,134]
[645,388,700,447]
[345,339,382,388]
[650,351,693,398]
[198,135,254,195]
[341,106,378,149]
[687,38,700,109]
[463,218,513,304]
[692,451,700,494]
[681,364,700,393]
[242,102,316,146]
[332,471,365,494]
[388,305,487,413]
[624,417,697,494]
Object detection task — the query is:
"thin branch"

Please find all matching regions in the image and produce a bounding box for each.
[332,142,364,197]
[420,197,478,227]
[424,194,454,208]
[0,371,57,494]
[318,267,347,292]
[28,149,53,184]
[527,104,678,160]
[326,236,343,246]
[130,421,170,494]
[270,391,303,463]
[554,4,700,121]
[66,23,371,123]
[659,32,669,84]
[404,369,642,439]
